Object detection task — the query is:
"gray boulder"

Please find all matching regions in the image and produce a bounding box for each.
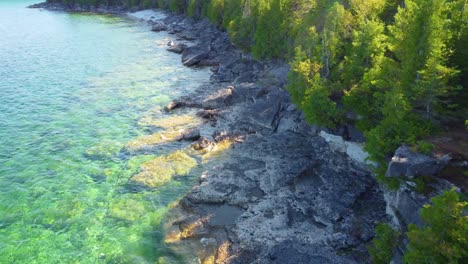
[181,47,210,67]
[151,22,167,32]
[386,145,450,178]
[166,43,187,54]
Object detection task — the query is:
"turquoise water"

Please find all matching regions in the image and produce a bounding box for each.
[0,1,209,262]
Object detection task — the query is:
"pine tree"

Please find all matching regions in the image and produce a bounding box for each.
[389,0,458,119]
[404,189,468,264]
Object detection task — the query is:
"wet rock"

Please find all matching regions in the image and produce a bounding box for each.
[138,114,205,130]
[176,216,208,239]
[84,140,123,160]
[386,145,451,178]
[109,197,146,221]
[191,137,216,151]
[125,129,184,153]
[164,100,184,112]
[180,128,200,141]
[164,98,201,112]
[151,22,167,32]
[167,43,187,54]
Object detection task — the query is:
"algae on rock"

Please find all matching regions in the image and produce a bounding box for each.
[200,140,235,163]
[85,139,124,160]
[110,198,146,221]
[138,114,204,129]
[131,151,198,187]
[125,129,184,152]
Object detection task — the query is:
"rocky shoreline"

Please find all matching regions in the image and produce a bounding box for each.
[141,11,388,264]
[29,3,463,263]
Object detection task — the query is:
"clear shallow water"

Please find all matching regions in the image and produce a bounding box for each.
[0,1,209,262]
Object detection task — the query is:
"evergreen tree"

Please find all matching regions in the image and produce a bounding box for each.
[404,189,468,264]
[389,0,458,119]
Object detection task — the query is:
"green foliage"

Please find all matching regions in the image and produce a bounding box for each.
[413,140,435,155]
[367,223,400,264]
[187,0,197,17]
[156,0,166,9]
[412,176,436,195]
[169,0,184,12]
[206,0,224,24]
[252,0,287,59]
[142,0,155,9]
[404,189,468,264]
[365,90,432,164]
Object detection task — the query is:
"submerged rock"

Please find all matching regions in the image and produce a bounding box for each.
[125,129,184,153]
[125,127,200,154]
[84,140,123,160]
[109,197,146,221]
[138,114,205,129]
[131,151,197,187]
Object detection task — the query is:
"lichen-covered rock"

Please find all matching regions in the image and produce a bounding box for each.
[131,151,197,187]
[386,145,450,178]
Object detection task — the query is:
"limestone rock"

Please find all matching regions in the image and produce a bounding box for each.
[386,145,450,178]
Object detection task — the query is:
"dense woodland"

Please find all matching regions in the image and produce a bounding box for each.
[46,0,468,262]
